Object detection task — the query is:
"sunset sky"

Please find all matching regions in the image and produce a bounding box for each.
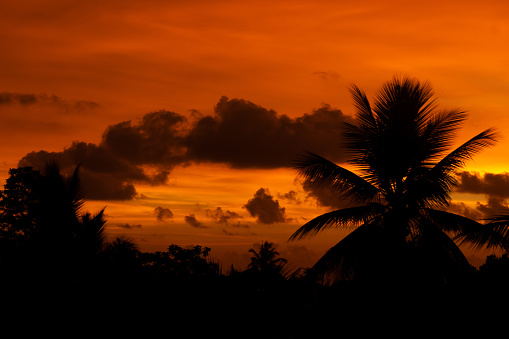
[1,0,509,269]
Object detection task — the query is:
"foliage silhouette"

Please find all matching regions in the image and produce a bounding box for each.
[138,244,220,282]
[247,241,288,274]
[458,208,509,251]
[290,76,497,286]
[0,162,106,288]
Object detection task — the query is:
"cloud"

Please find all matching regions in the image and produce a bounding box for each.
[184,214,206,228]
[110,223,143,229]
[185,97,354,168]
[0,92,100,112]
[300,178,351,210]
[18,96,356,200]
[445,202,483,221]
[154,206,174,221]
[207,207,251,232]
[18,110,186,200]
[101,110,187,166]
[476,196,509,218]
[312,71,340,81]
[441,171,509,220]
[456,171,509,198]
[19,142,145,200]
[277,190,302,205]
[206,207,243,224]
[221,228,256,236]
[244,188,288,224]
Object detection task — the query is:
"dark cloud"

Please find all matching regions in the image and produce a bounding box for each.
[445,197,509,221]
[0,92,100,111]
[445,202,483,221]
[312,71,340,81]
[206,207,242,224]
[0,92,37,105]
[184,214,206,228]
[110,223,143,229]
[300,178,351,210]
[154,206,174,221]
[277,190,302,205]
[456,171,509,198]
[18,110,185,200]
[18,96,356,200]
[440,171,509,220]
[19,142,146,200]
[244,188,288,224]
[476,196,508,218]
[207,207,251,231]
[221,228,256,236]
[185,97,354,168]
[101,110,187,166]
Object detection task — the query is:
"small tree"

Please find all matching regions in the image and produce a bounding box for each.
[247,241,289,279]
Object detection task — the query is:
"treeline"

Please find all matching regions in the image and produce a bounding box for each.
[1,164,509,336]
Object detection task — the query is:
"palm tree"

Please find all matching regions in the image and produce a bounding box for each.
[248,241,288,276]
[289,76,497,285]
[26,161,107,280]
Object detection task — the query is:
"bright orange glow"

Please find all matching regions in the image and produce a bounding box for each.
[1,0,509,269]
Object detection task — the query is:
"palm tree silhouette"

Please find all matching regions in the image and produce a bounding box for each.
[290,76,497,285]
[248,241,288,275]
[18,161,107,283]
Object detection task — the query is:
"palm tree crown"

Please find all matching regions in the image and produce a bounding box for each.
[248,241,288,273]
[290,76,497,284]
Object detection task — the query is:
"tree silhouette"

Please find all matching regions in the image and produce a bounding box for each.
[290,76,497,285]
[0,161,106,286]
[0,167,42,247]
[247,241,288,277]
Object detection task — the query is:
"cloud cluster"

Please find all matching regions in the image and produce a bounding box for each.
[206,207,243,224]
[19,96,354,200]
[184,214,206,228]
[154,207,174,221]
[456,171,509,198]
[186,97,353,168]
[109,223,143,229]
[277,190,302,205]
[244,188,288,224]
[445,171,509,220]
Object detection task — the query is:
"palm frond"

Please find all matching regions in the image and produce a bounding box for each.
[288,203,386,240]
[423,208,484,235]
[308,220,383,284]
[293,151,379,203]
[419,128,498,207]
[432,128,498,175]
[455,210,509,250]
[79,208,107,255]
[419,108,467,162]
[67,164,85,216]
[373,76,436,128]
[348,84,377,132]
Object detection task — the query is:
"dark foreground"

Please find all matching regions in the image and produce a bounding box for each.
[2,267,508,338]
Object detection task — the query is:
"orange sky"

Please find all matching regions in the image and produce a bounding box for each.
[1,0,508,268]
